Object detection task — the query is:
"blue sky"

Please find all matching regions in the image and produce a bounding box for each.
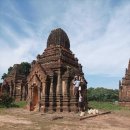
[0,0,130,89]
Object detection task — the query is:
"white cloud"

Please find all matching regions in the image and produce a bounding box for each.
[58,0,130,77]
[0,0,130,88]
[0,1,44,81]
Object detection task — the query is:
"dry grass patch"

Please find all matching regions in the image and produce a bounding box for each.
[0,107,130,130]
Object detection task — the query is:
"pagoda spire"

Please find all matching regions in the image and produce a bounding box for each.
[119,59,130,107]
[127,59,130,73]
[129,58,130,67]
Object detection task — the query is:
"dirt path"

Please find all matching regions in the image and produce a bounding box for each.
[0,108,130,130]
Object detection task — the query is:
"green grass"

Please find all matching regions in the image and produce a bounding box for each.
[12,101,27,108]
[0,101,27,108]
[89,101,130,111]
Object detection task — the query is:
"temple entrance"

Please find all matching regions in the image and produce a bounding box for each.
[32,85,38,111]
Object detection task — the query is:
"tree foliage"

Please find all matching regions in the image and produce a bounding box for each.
[8,66,13,74]
[1,66,13,80]
[87,87,119,102]
[0,94,14,108]
[1,73,7,80]
[20,62,31,76]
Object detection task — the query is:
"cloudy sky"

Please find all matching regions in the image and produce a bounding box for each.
[0,0,130,89]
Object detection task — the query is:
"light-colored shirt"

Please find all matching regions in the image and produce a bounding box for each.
[73,80,80,87]
[79,96,82,102]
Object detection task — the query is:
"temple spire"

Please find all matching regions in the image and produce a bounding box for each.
[127,59,130,73]
[129,58,130,67]
[119,59,130,107]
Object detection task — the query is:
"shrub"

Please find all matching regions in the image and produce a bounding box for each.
[0,94,14,108]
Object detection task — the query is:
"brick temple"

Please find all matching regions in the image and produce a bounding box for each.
[27,28,87,112]
[119,60,130,107]
[1,64,28,101]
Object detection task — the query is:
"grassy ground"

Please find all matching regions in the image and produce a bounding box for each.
[89,101,130,119]
[13,101,27,108]
[0,101,27,108]
[89,101,130,111]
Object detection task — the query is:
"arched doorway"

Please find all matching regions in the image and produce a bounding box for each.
[32,84,38,110]
[29,73,45,111]
[30,83,39,111]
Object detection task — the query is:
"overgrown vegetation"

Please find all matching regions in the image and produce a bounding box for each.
[87,87,119,102]
[13,101,27,108]
[0,94,14,108]
[20,62,31,76]
[0,94,27,108]
[1,73,7,80]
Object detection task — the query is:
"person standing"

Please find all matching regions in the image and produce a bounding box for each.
[79,92,84,111]
[79,91,85,116]
[73,75,80,97]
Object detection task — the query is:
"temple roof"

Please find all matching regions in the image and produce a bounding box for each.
[47,28,70,49]
[121,59,130,85]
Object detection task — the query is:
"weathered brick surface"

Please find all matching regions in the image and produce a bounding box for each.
[27,28,87,112]
[1,64,28,101]
[119,60,130,107]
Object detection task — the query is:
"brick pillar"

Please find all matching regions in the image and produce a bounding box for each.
[50,76,54,95]
[57,70,62,95]
[31,85,34,109]
[63,78,69,96]
[56,70,63,112]
[11,84,13,97]
[62,77,71,112]
[27,84,33,111]
[13,81,16,99]
[49,75,55,111]
[41,81,47,112]
[38,83,41,111]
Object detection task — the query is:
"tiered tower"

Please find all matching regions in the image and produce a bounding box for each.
[119,60,130,107]
[27,28,87,112]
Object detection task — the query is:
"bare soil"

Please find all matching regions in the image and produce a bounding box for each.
[0,108,130,130]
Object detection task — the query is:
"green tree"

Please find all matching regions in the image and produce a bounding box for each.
[8,66,13,74]
[1,66,12,80]
[87,87,119,102]
[20,62,31,76]
[0,94,14,108]
[1,73,7,80]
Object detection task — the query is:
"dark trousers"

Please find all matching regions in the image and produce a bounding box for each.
[79,102,85,112]
[74,87,79,97]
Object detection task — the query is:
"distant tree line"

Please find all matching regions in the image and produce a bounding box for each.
[87,87,119,102]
